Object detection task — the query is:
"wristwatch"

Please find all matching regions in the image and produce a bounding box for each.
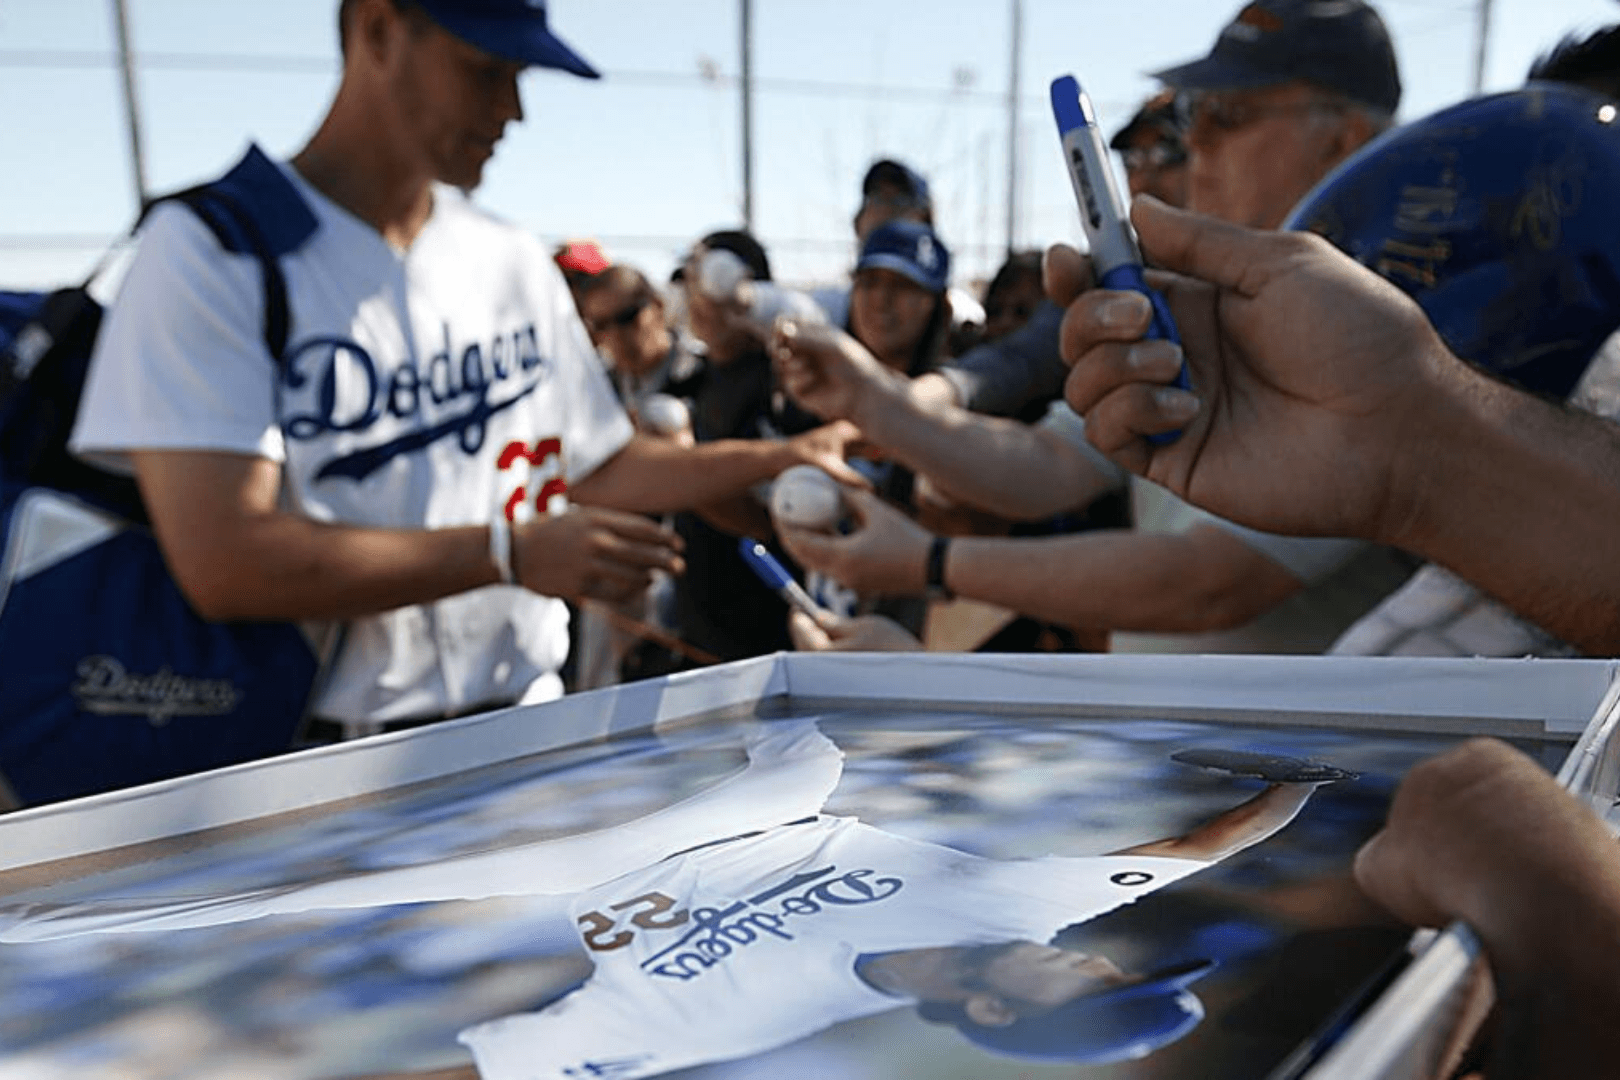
[924,535,953,601]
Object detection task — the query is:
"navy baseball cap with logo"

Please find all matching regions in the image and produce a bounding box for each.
[856,220,950,295]
[932,958,1217,1064]
[413,0,601,79]
[1152,0,1401,114]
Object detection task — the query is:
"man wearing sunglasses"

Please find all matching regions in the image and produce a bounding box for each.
[1153,0,1400,230]
[1108,90,1189,209]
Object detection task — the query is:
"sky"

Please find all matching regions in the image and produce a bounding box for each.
[1,0,1617,291]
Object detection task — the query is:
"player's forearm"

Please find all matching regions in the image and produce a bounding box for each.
[571,435,793,515]
[1117,783,1318,862]
[943,527,1300,633]
[1386,367,1620,654]
[134,449,503,621]
[163,514,499,622]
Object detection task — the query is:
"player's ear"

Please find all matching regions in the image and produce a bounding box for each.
[964,994,1017,1028]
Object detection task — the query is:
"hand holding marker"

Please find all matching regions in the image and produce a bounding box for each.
[1050,74,1189,444]
[738,538,832,622]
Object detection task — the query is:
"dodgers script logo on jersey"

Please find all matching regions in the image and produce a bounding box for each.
[279,319,553,484]
[576,863,906,983]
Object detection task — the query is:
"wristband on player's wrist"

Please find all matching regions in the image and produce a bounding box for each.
[924,534,953,601]
[488,514,517,585]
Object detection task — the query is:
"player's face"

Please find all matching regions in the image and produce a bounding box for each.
[389,17,525,190]
[975,943,1136,1008]
[850,268,936,373]
[1183,81,1348,229]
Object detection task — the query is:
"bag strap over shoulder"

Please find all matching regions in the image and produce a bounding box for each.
[0,145,320,516]
[142,144,320,363]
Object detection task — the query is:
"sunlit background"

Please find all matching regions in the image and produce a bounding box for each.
[2,0,1616,290]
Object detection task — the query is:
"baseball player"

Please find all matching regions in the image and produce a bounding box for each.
[68,0,863,737]
[0,725,1350,1075]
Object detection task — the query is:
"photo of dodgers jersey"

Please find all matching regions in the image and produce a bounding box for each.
[460,815,1209,1080]
[72,152,634,723]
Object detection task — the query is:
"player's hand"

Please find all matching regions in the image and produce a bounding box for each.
[783,420,875,489]
[513,506,684,605]
[777,488,932,595]
[771,319,909,427]
[1054,196,1460,543]
[788,609,924,652]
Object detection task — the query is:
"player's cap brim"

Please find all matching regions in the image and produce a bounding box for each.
[419,7,601,78]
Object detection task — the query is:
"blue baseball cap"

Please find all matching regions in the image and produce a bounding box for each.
[1285,83,1620,400]
[939,958,1216,1064]
[856,220,950,295]
[1152,0,1401,114]
[413,0,600,79]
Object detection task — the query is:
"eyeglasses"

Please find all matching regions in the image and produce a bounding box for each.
[586,295,650,336]
[1120,142,1188,174]
[1180,92,1347,135]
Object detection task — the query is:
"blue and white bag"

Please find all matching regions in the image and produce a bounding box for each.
[0,148,322,806]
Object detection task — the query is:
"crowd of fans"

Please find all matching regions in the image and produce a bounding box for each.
[533,9,1620,1071]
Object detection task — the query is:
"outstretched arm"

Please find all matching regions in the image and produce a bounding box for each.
[771,322,1117,520]
[1056,196,1620,655]
[571,425,869,515]
[777,489,1303,635]
[1112,782,1320,863]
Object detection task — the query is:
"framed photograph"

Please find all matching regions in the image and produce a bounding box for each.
[0,654,1611,1080]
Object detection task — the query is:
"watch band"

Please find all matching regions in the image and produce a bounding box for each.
[925,535,953,601]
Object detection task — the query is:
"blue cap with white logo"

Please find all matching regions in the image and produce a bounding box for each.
[927,958,1216,1064]
[413,0,600,79]
[856,220,951,295]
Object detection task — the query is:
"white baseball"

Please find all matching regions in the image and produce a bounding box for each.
[637,393,691,437]
[769,465,845,532]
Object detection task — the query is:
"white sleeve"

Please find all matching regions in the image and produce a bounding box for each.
[70,201,285,471]
[1037,402,1129,492]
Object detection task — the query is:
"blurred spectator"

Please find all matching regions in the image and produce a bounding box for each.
[670,231,836,663]
[815,159,984,346]
[575,264,702,420]
[853,158,933,243]
[553,238,609,305]
[571,264,703,688]
[848,220,951,377]
[979,251,1046,346]
[807,221,955,637]
[1109,90,1189,207]
[1528,24,1620,98]
[1154,0,1398,229]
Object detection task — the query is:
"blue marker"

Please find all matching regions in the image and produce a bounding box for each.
[1050,74,1189,444]
[738,538,829,621]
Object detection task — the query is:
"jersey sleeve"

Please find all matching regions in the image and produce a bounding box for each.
[70,202,287,472]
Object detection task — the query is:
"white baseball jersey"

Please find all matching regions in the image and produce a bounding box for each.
[460,817,1207,1080]
[72,157,633,723]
